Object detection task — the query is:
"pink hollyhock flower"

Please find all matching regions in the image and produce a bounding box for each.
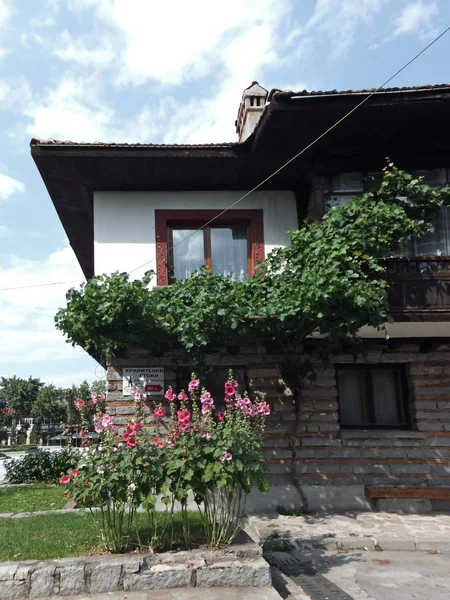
[152,437,160,446]
[101,414,114,428]
[180,423,189,432]
[217,412,225,422]
[126,436,137,447]
[97,466,105,474]
[94,420,103,434]
[60,475,70,485]
[224,382,236,397]
[158,440,165,448]
[188,379,200,392]
[177,391,188,401]
[164,388,175,401]
[75,399,85,409]
[80,429,87,439]
[91,392,98,404]
[133,389,143,402]
[232,380,239,389]
[200,392,212,404]
[221,453,232,462]
[85,482,89,487]
[66,492,72,498]
[248,408,256,417]
[264,405,270,415]
[71,469,78,477]
[202,432,212,440]
[154,407,166,419]
[202,404,213,415]
[177,409,190,424]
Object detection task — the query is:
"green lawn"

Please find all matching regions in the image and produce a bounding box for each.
[0,445,37,453]
[0,485,69,513]
[0,511,204,561]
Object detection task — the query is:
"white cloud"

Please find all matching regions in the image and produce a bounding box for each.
[391,1,438,39]
[0,225,10,238]
[0,243,100,385]
[24,75,116,141]
[0,172,25,200]
[288,0,382,60]
[54,30,115,66]
[0,78,33,111]
[0,0,9,25]
[0,244,85,363]
[66,0,290,86]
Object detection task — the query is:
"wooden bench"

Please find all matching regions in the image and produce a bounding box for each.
[365,486,450,500]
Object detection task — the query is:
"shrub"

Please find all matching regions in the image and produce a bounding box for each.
[61,373,269,552]
[5,448,77,484]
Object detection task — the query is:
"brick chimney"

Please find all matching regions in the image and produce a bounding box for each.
[235,81,268,142]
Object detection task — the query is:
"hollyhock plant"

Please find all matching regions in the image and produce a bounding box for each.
[60,369,269,552]
[188,379,200,392]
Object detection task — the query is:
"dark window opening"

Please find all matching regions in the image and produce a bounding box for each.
[336,364,410,429]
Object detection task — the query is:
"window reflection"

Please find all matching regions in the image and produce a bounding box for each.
[171,225,249,281]
[172,229,204,280]
[211,226,248,281]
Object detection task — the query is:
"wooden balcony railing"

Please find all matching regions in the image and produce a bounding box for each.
[386,256,450,320]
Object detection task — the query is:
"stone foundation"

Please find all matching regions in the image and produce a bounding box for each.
[0,535,270,599]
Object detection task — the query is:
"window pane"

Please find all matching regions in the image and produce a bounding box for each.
[211,226,248,281]
[372,369,404,426]
[337,369,368,426]
[172,229,204,280]
[414,207,450,256]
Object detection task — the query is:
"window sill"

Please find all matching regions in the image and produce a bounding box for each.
[340,429,425,440]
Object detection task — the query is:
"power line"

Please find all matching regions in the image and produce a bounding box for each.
[0,279,82,292]
[128,25,450,274]
[1,25,449,291]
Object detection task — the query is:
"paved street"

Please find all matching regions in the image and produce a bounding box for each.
[304,549,450,600]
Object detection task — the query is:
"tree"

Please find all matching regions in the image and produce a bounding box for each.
[0,376,43,444]
[32,385,68,438]
[91,379,107,396]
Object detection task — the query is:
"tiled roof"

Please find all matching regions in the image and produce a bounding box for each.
[30,138,238,148]
[269,83,450,99]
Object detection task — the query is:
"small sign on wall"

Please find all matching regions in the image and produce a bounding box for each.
[123,367,165,396]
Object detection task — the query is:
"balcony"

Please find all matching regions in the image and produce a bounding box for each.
[387,256,450,321]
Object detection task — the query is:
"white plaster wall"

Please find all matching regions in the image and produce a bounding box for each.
[93,190,297,280]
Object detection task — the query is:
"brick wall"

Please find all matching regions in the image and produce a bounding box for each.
[106,341,450,490]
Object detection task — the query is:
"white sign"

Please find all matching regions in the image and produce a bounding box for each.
[123,367,165,397]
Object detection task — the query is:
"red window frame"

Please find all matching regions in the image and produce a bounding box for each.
[155,209,265,286]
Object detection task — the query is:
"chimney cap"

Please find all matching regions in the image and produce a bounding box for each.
[242,81,268,98]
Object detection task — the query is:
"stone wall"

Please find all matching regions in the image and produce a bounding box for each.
[0,538,269,599]
[106,341,450,507]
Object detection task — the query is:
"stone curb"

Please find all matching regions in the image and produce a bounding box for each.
[0,535,272,599]
[265,535,450,553]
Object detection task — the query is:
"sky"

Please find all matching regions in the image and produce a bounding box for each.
[0,0,449,388]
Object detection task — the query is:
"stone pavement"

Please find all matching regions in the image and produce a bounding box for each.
[37,589,282,600]
[246,511,450,552]
[296,548,450,600]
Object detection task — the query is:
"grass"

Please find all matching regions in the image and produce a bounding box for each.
[0,445,37,453]
[0,485,69,513]
[0,511,204,561]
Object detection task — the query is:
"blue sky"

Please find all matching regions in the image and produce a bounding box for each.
[0,0,449,388]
